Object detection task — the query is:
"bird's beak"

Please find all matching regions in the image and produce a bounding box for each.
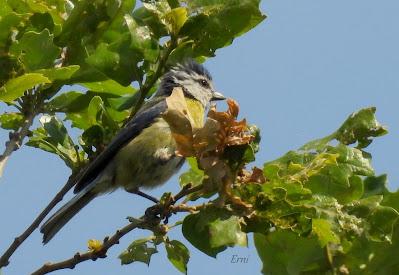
[211,91,226,101]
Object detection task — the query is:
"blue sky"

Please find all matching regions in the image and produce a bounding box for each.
[1,1,399,274]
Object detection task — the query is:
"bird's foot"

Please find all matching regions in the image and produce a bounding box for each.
[127,189,159,203]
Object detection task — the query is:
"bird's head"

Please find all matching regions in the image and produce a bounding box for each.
[157,60,225,106]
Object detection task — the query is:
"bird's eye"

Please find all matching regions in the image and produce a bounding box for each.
[199,79,209,88]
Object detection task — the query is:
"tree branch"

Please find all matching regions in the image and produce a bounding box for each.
[31,184,204,275]
[0,83,62,178]
[174,183,204,202]
[0,111,35,177]
[31,218,150,275]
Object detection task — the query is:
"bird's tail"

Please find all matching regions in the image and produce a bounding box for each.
[40,185,97,244]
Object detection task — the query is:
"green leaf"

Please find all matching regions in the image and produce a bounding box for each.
[363,174,388,198]
[10,29,61,71]
[335,107,388,148]
[46,91,89,113]
[81,125,105,150]
[80,78,136,96]
[35,65,80,81]
[254,231,329,275]
[124,14,160,63]
[265,143,372,204]
[65,95,104,130]
[301,107,388,151]
[334,225,399,274]
[164,7,188,35]
[305,145,373,204]
[85,40,143,86]
[165,239,190,274]
[119,237,158,265]
[312,218,340,247]
[28,12,55,33]
[299,133,335,152]
[182,207,246,257]
[0,73,51,102]
[382,190,399,212]
[107,93,140,111]
[367,206,399,242]
[252,106,397,273]
[329,145,374,176]
[26,115,79,169]
[87,96,104,125]
[179,157,204,187]
[64,94,122,145]
[132,6,168,39]
[0,12,29,49]
[0,112,24,130]
[209,214,247,248]
[179,0,266,57]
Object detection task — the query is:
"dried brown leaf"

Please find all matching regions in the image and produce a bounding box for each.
[162,88,194,157]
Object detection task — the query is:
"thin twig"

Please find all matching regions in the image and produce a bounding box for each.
[0,112,35,177]
[170,204,205,213]
[174,183,204,202]
[0,83,62,178]
[31,184,205,275]
[0,174,78,268]
[31,218,150,275]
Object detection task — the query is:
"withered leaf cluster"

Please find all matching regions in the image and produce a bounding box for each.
[162,88,258,198]
[162,88,254,160]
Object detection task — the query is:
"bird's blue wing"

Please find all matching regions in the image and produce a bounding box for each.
[73,98,167,193]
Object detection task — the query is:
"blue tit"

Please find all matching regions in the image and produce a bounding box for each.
[40,60,225,243]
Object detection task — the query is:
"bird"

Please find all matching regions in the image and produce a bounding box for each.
[40,60,225,244]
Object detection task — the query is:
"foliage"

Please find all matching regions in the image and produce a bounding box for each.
[0,1,398,275]
[252,108,398,274]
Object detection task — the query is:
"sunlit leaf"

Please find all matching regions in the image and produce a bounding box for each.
[180,0,266,57]
[119,237,158,266]
[335,107,388,148]
[312,218,340,246]
[26,115,79,169]
[0,73,51,102]
[182,207,246,257]
[164,7,188,35]
[254,231,329,275]
[165,239,190,274]
[80,78,136,96]
[0,112,24,130]
[10,29,61,71]
[35,65,80,81]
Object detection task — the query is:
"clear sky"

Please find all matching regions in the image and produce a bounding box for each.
[1,1,398,275]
